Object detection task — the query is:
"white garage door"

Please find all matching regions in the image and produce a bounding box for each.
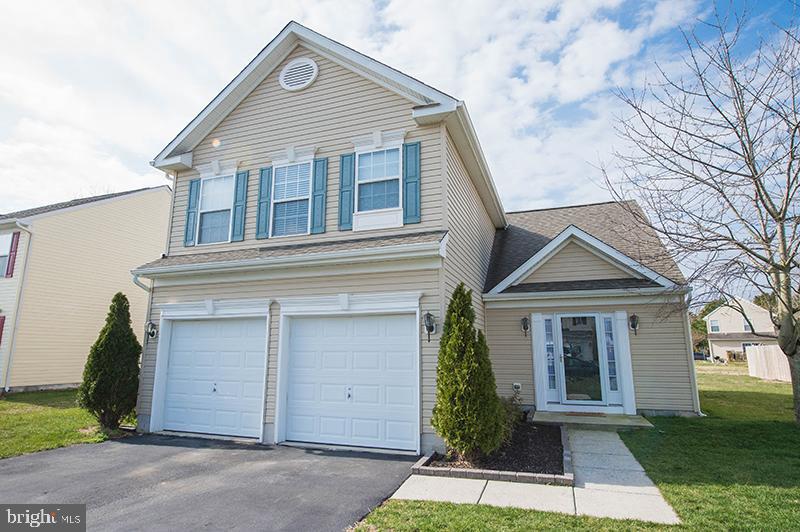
[285,314,418,451]
[163,318,267,438]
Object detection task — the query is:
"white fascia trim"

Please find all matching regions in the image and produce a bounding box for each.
[483,286,685,301]
[159,298,271,319]
[133,239,445,278]
[277,291,422,315]
[484,291,686,309]
[154,153,193,172]
[152,21,457,166]
[489,225,680,294]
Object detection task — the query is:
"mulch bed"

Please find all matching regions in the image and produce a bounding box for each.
[428,422,564,474]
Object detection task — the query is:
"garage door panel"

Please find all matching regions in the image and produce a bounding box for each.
[285,314,418,451]
[163,318,267,439]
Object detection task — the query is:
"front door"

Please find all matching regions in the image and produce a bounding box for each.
[556,315,605,404]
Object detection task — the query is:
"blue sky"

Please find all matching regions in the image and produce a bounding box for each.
[0,0,790,213]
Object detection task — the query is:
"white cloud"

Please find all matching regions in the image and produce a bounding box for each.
[0,0,702,213]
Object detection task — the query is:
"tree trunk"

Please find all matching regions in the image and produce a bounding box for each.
[790,354,800,425]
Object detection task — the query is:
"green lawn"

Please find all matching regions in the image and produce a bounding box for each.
[0,390,105,459]
[358,363,800,531]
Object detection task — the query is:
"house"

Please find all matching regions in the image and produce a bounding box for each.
[132,22,700,454]
[704,299,777,362]
[0,187,171,392]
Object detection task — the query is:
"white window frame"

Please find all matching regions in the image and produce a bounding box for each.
[355,146,403,214]
[270,160,313,238]
[0,233,12,275]
[195,174,235,246]
[743,318,752,332]
[709,319,720,333]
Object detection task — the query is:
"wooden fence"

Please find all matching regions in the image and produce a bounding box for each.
[745,345,791,382]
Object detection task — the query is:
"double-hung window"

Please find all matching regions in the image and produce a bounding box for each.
[356,147,401,212]
[271,161,311,237]
[0,233,13,274]
[197,175,234,244]
[743,319,752,332]
[709,319,720,333]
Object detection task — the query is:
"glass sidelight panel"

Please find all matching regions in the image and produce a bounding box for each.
[560,316,603,401]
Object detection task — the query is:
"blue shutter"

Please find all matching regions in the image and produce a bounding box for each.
[311,158,328,234]
[231,170,248,241]
[184,178,201,246]
[256,167,272,239]
[338,153,355,230]
[403,142,421,224]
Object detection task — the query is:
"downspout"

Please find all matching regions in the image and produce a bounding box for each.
[131,273,151,293]
[2,221,34,392]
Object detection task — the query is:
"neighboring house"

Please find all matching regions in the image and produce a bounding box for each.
[704,299,777,362]
[0,187,171,392]
[133,22,699,454]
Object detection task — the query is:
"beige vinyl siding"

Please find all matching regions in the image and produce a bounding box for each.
[138,267,442,433]
[441,129,496,330]
[523,241,634,283]
[168,45,443,256]
[8,189,171,387]
[0,230,30,385]
[486,302,696,412]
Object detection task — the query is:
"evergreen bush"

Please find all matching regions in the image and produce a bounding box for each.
[78,292,141,431]
[431,283,505,459]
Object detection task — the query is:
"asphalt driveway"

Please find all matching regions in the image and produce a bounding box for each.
[0,434,415,531]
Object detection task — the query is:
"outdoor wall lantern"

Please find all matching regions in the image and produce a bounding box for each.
[521,317,530,337]
[146,321,159,339]
[629,314,640,335]
[423,312,436,342]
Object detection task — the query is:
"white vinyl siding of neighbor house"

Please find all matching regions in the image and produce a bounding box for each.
[441,130,496,330]
[7,189,171,387]
[706,303,775,334]
[522,241,635,283]
[138,268,441,435]
[167,45,443,256]
[485,303,696,413]
[0,230,30,386]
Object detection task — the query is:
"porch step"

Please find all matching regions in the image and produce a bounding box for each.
[532,411,653,430]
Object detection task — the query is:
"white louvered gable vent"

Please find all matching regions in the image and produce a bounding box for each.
[279,58,319,91]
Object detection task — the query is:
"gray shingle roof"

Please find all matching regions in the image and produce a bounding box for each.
[503,278,662,293]
[136,230,447,271]
[0,187,166,221]
[707,332,776,340]
[485,200,685,292]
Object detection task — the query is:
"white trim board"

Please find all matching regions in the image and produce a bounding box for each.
[134,238,446,279]
[488,225,681,294]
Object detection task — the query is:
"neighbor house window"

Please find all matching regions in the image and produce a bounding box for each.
[0,233,11,274]
[356,148,401,212]
[197,175,234,244]
[271,162,311,237]
[743,319,752,332]
[709,319,720,333]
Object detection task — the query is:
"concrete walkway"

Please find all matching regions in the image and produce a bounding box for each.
[391,428,680,525]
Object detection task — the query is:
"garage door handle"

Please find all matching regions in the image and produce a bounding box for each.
[213,383,217,392]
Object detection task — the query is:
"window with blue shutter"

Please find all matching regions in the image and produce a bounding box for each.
[256,167,272,239]
[402,142,421,224]
[338,153,355,230]
[311,157,328,234]
[184,178,201,246]
[231,170,248,241]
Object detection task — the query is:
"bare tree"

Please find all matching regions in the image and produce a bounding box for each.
[603,7,800,422]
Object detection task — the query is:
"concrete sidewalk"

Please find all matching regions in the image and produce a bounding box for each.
[391,428,680,525]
